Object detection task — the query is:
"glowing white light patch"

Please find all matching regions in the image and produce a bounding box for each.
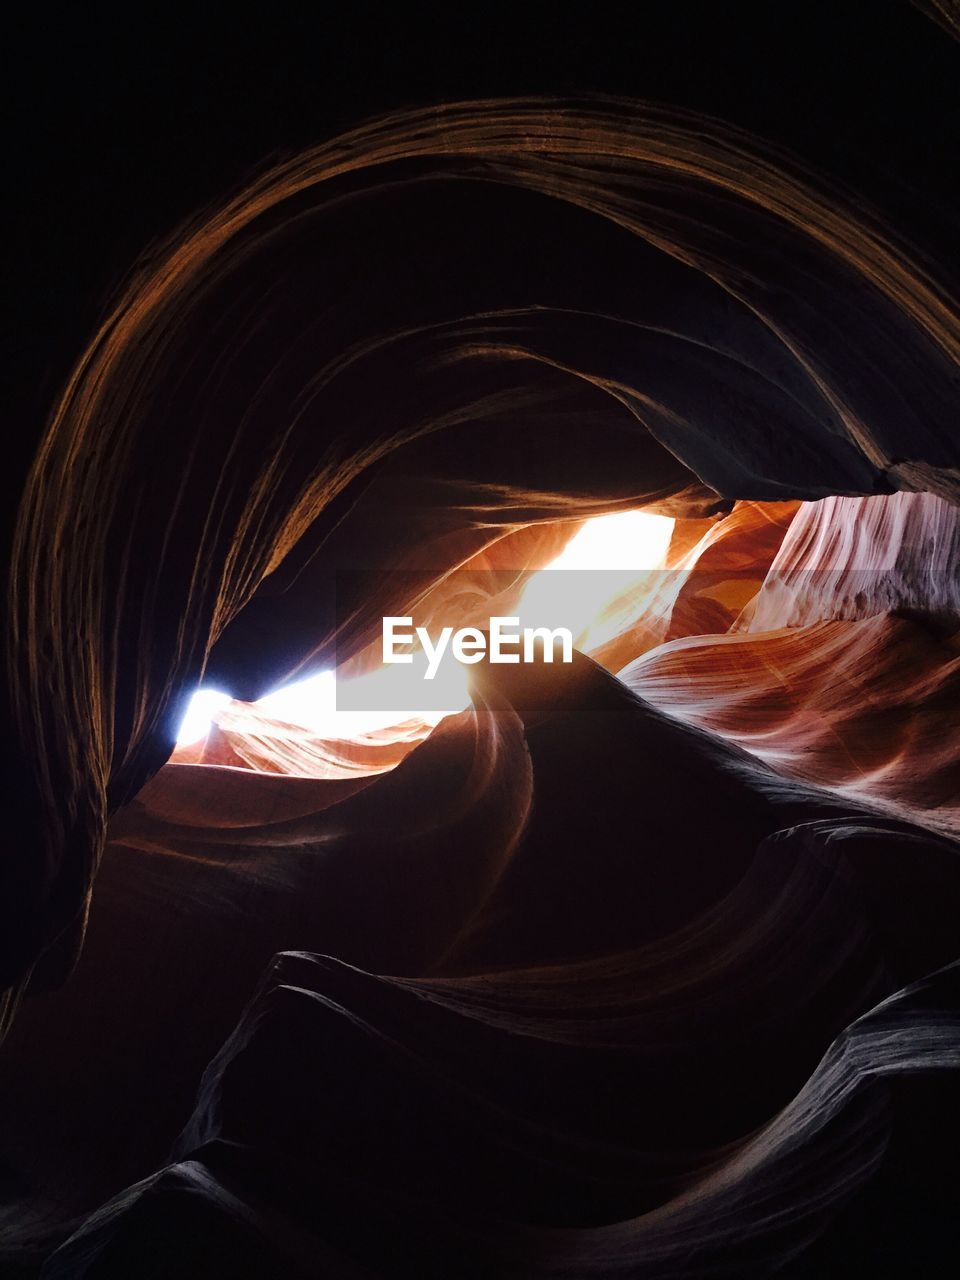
[257,663,471,737]
[541,510,674,574]
[518,509,674,645]
[174,688,233,746]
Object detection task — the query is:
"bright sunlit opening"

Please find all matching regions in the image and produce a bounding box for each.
[257,660,472,738]
[518,509,674,646]
[175,688,233,747]
[176,662,472,747]
[174,510,673,747]
[541,510,674,574]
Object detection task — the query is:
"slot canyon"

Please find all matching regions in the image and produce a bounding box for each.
[2,15,959,1276]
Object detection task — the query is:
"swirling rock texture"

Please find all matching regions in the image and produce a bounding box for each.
[2,31,960,1280]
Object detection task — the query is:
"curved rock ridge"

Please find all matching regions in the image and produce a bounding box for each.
[749,491,960,630]
[172,703,432,777]
[621,614,960,829]
[35,825,960,1277]
[613,491,959,831]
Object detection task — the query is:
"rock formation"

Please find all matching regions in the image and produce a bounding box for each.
[1,95,958,1276]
